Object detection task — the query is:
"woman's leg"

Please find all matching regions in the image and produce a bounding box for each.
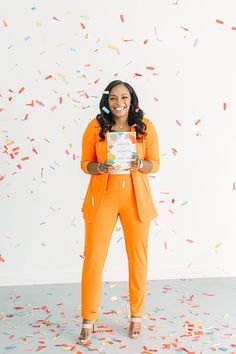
[119,176,151,317]
[81,177,119,321]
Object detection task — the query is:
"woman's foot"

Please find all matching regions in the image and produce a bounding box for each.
[78,319,95,345]
[129,316,141,339]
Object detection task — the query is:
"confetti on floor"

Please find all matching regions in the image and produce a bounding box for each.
[0,278,236,353]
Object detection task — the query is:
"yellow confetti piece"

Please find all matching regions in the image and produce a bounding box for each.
[215,242,223,249]
[107,44,120,54]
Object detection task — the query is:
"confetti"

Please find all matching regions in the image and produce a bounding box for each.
[102,106,110,114]
[120,14,124,23]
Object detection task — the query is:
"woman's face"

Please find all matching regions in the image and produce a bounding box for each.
[108,84,131,120]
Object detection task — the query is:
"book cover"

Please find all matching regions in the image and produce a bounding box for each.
[107,132,137,174]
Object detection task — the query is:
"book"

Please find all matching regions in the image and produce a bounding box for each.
[107,132,137,174]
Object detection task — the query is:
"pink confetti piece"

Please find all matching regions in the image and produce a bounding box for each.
[50,105,57,111]
[146,66,155,70]
[195,119,201,125]
[18,87,25,94]
[144,39,148,44]
[0,254,5,262]
[80,22,86,29]
[233,182,235,190]
[24,113,29,120]
[21,156,29,161]
[164,242,167,250]
[176,119,181,126]
[216,19,224,24]
[135,73,142,77]
[59,97,62,104]
[154,97,158,102]
[186,239,194,243]
[32,147,38,154]
[3,19,8,27]
[45,75,53,80]
[52,16,60,21]
[231,26,236,31]
[223,102,227,110]
[120,14,124,23]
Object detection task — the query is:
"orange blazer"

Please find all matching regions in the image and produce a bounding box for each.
[81,117,160,223]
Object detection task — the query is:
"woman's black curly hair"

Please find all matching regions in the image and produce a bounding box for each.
[96,80,147,142]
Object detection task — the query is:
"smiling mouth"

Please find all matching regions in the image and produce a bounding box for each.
[113,107,125,111]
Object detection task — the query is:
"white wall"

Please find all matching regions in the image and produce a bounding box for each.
[1,0,236,286]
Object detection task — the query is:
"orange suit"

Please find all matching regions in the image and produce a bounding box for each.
[80,117,160,320]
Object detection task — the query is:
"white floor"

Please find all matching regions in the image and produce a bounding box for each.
[1,277,236,353]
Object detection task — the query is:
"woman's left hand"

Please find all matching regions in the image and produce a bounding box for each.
[130,155,142,172]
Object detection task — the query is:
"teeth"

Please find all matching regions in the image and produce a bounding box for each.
[115,107,124,111]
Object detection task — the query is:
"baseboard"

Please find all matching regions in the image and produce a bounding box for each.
[0,264,235,287]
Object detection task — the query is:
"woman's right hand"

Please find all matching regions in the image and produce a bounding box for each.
[98,160,115,174]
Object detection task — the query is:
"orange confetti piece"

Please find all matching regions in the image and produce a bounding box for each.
[26,100,34,107]
[35,100,43,106]
[144,39,148,44]
[180,26,189,31]
[120,14,124,23]
[80,22,86,29]
[24,113,29,120]
[3,19,8,27]
[0,176,5,182]
[0,254,5,262]
[18,87,25,94]
[216,19,224,24]
[172,147,178,155]
[45,75,53,80]
[21,156,29,161]
[223,102,227,110]
[146,66,155,70]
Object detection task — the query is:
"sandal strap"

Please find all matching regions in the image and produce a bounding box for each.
[130,317,141,322]
[82,323,94,329]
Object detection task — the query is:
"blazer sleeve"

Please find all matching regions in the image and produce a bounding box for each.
[80,119,97,174]
[144,119,160,173]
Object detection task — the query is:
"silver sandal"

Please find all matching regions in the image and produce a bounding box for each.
[78,322,95,345]
[129,317,141,339]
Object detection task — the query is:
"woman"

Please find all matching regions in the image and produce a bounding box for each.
[78,80,160,344]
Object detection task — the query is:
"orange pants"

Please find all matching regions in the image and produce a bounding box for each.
[81,173,151,320]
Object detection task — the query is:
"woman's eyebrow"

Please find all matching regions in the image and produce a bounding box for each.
[109,93,130,97]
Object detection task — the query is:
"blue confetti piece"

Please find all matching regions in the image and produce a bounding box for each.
[219,348,228,352]
[31,6,36,10]
[24,36,31,41]
[102,106,110,114]
[70,48,76,52]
